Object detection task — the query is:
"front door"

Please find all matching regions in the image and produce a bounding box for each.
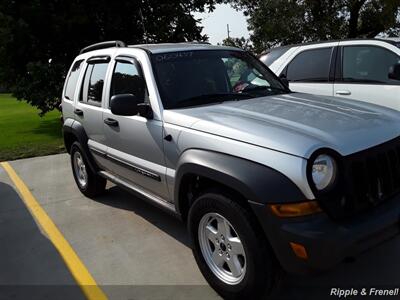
[102,56,168,199]
[284,46,336,96]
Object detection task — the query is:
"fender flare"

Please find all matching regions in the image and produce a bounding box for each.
[174,149,305,215]
[63,119,99,173]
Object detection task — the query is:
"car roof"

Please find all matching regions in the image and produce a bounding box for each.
[260,38,400,54]
[128,42,243,54]
[78,40,244,56]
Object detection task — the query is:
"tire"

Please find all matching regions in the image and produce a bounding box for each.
[70,141,106,198]
[188,190,282,300]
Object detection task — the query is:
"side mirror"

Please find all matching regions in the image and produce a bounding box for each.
[388,63,400,81]
[110,94,140,116]
[279,74,289,88]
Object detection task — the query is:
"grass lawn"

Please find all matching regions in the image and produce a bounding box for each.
[0,94,65,161]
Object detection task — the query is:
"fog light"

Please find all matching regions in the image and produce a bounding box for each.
[290,242,308,260]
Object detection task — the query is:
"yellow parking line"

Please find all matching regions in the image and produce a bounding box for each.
[0,162,108,300]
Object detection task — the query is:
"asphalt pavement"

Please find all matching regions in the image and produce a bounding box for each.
[1,154,400,300]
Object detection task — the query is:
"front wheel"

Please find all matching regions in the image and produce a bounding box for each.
[188,191,281,300]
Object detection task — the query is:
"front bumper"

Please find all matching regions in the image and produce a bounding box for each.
[250,194,400,274]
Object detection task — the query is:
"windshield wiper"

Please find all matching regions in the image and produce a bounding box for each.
[175,92,254,108]
[243,85,288,94]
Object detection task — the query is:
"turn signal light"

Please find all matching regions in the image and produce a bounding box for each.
[290,242,308,260]
[269,201,322,218]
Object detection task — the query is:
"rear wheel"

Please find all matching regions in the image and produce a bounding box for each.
[70,141,106,197]
[188,191,281,300]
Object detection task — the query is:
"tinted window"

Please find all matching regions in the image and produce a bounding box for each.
[286,48,333,82]
[152,50,287,109]
[64,60,83,100]
[80,63,108,105]
[110,61,146,103]
[343,46,400,84]
[259,48,289,66]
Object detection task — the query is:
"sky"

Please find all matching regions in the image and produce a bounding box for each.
[193,4,250,45]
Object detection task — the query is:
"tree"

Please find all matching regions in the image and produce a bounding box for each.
[228,0,400,52]
[0,0,219,115]
[221,36,253,51]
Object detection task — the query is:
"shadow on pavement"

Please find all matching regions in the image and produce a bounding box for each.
[94,184,400,300]
[94,185,190,247]
[0,182,86,300]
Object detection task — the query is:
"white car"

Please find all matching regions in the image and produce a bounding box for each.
[261,38,400,110]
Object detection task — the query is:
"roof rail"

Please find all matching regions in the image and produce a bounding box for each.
[265,37,400,51]
[181,41,211,45]
[80,40,126,54]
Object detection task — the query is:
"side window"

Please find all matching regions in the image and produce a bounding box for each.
[80,62,109,106]
[286,48,333,82]
[64,60,83,100]
[110,61,146,103]
[342,46,400,84]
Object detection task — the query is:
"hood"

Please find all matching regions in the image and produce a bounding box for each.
[163,93,400,158]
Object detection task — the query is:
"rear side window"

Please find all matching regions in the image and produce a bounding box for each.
[286,48,333,82]
[342,46,400,84]
[80,62,109,106]
[64,60,83,100]
[259,48,289,66]
[110,61,146,103]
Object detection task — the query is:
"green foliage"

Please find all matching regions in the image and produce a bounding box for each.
[0,0,220,115]
[222,36,253,51]
[228,0,400,52]
[13,61,66,116]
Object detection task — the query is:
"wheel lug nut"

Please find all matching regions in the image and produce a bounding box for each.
[226,253,230,259]
[227,244,231,251]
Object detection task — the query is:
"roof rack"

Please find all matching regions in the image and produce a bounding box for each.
[181,41,211,45]
[80,40,126,54]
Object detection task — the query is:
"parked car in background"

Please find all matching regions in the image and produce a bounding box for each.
[260,38,400,110]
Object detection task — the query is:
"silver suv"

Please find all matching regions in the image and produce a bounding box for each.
[62,41,400,300]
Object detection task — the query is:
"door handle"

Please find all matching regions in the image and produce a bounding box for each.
[74,109,84,116]
[335,90,351,96]
[104,118,119,127]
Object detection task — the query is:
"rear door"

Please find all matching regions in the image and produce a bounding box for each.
[334,41,400,110]
[279,43,339,96]
[74,55,112,170]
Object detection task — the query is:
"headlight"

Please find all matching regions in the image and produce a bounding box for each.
[311,154,337,191]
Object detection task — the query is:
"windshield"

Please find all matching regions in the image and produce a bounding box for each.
[259,47,289,66]
[151,50,289,109]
